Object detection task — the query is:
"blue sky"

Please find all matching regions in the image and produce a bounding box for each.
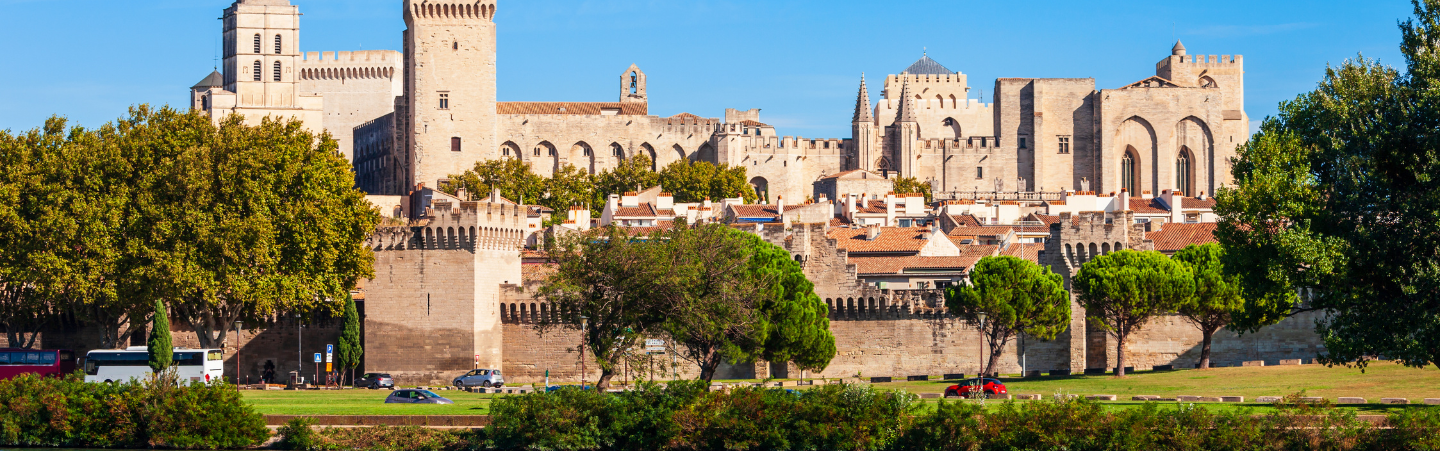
[0,0,1417,138]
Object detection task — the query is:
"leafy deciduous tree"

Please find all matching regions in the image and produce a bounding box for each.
[1074,250,1193,377]
[891,176,933,203]
[655,223,770,382]
[945,256,1071,376]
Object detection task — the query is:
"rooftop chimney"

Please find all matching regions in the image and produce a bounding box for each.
[866,224,881,241]
[491,187,502,203]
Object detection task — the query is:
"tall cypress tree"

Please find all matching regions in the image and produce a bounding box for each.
[147,299,172,374]
[336,294,362,385]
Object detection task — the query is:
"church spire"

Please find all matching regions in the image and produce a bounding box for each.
[853,74,873,123]
[896,76,918,123]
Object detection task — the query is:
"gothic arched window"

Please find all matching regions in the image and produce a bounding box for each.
[1122,151,1137,194]
[252,60,262,81]
[275,35,282,54]
[1176,148,1192,195]
[273,61,282,82]
[253,34,261,54]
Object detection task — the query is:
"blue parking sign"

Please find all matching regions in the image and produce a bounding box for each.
[326,344,334,354]
[313,353,322,363]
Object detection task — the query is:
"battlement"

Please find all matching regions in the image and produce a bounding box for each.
[735,135,851,156]
[299,51,401,81]
[879,97,989,111]
[1158,54,1243,72]
[910,136,1003,153]
[366,200,526,252]
[406,1,495,23]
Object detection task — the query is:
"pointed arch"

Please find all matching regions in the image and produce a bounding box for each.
[500,141,520,159]
[1176,116,1215,196]
[1176,146,1194,195]
[1122,146,1139,195]
[640,143,657,169]
[534,141,558,177]
[696,142,716,163]
[673,144,686,161]
[749,177,769,203]
[1116,116,1157,194]
[942,117,962,139]
[1199,76,1218,89]
[572,141,595,174]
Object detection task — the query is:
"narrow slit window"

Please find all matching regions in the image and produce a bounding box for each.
[253,34,261,54]
[1019,137,1028,149]
[253,61,262,81]
[451,137,462,152]
[976,167,984,179]
[273,61,282,81]
[275,35,282,54]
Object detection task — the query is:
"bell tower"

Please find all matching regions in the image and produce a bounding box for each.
[403,1,499,189]
[222,0,302,108]
[620,64,647,104]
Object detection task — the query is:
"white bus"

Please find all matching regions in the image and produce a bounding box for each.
[84,346,225,384]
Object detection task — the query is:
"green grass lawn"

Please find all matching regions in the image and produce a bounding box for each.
[244,389,496,415]
[244,362,1440,416]
[870,361,1440,401]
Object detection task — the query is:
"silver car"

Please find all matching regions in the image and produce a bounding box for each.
[452,368,505,388]
[384,389,453,404]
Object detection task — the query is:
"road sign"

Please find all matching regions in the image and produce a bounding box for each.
[313,353,322,363]
[326,344,334,354]
[326,363,332,372]
[325,353,332,363]
[645,339,664,346]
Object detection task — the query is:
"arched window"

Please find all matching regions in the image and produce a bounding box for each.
[253,60,262,81]
[253,34,261,54]
[201,95,209,110]
[1176,148,1192,195]
[273,61,282,82]
[1121,150,1137,194]
[274,35,282,54]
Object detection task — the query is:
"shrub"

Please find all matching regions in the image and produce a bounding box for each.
[277,417,322,450]
[890,400,984,451]
[0,372,268,449]
[488,386,612,450]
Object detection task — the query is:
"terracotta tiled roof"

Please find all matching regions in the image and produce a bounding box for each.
[614,204,658,217]
[497,102,648,116]
[829,215,853,227]
[850,256,976,275]
[732,204,803,218]
[668,112,702,121]
[1001,243,1044,263]
[960,245,1001,260]
[522,263,557,285]
[946,225,1015,237]
[855,200,889,214]
[1146,222,1219,252]
[740,120,771,127]
[826,226,932,254]
[948,214,983,227]
[1129,198,1169,214]
[1030,214,1061,227]
[1181,197,1217,209]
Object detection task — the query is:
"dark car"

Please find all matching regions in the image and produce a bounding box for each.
[355,373,395,389]
[944,378,1008,398]
[384,389,453,404]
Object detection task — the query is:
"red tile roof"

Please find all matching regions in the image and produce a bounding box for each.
[1031,214,1062,227]
[1129,198,1170,214]
[850,256,978,275]
[740,120,771,127]
[947,225,1015,237]
[1145,222,1219,252]
[949,214,983,227]
[1001,243,1044,263]
[732,204,803,218]
[614,204,658,217]
[1181,197,1217,209]
[497,102,648,116]
[826,226,933,254]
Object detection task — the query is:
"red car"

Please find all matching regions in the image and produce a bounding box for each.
[944,378,1007,398]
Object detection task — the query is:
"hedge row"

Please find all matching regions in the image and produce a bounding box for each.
[0,372,269,449]
[281,381,1440,451]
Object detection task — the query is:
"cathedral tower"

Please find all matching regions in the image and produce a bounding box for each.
[197,0,321,131]
[851,75,875,171]
[403,1,499,190]
[893,77,919,176]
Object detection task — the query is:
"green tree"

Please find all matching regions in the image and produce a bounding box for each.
[657,160,753,203]
[543,163,596,221]
[1216,0,1440,369]
[336,294,362,385]
[945,256,1071,376]
[127,108,379,349]
[535,226,668,390]
[444,158,545,204]
[655,223,770,382]
[595,154,659,212]
[1073,250,1193,377]
[891,176,933,203]
[1172,244,1244,369]
[746,233,836,373]
[148,299,173,374]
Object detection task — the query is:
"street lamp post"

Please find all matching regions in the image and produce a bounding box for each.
[296,313,302,385]
[235,321,243,386]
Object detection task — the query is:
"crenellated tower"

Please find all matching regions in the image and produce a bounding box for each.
[851,74,875,171]
[403,0,499,190]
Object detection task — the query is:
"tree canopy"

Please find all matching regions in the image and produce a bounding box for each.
[1074,250,1193,377]
[891,176,933,203]
[1215,0,1440,369]
[945,256,1070,376]
[0,106,379,350]
[1172,244,1245,369]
